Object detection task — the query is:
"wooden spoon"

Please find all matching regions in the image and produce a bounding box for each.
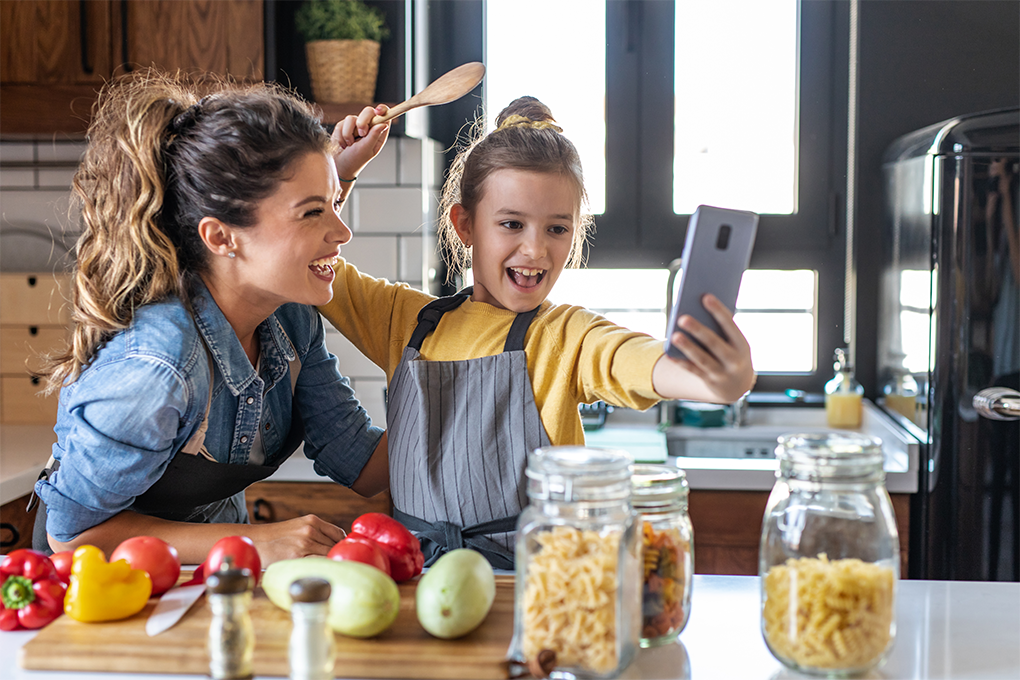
[370,62,485,125]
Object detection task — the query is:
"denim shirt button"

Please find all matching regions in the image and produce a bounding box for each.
[240,435,249,444]
[246,396,255,405]
[264,423,271,431]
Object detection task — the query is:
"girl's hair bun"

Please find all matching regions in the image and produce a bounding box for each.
[495,96,556,128]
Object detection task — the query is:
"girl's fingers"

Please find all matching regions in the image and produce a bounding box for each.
[671,327,722,374]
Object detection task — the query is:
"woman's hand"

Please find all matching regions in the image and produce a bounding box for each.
[247,515,347,564]
[332,105,391,182]
[653,293,756,404]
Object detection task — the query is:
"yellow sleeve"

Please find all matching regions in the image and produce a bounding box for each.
[539,304,665,409]
[316,258,433,380]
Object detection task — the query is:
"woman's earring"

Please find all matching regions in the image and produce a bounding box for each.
[227,251,236,259]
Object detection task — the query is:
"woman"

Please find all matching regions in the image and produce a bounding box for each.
[31,70,390,565]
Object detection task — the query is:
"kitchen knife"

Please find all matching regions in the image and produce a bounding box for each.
[145,563,206,636]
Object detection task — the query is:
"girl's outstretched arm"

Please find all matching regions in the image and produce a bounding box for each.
[652,293,756,403]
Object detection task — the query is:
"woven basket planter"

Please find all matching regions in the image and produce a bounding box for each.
[305,39,380,103]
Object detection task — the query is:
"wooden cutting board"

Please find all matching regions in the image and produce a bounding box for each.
[19,573,516,679]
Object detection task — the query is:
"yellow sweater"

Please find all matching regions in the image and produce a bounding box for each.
[318,260,665,446]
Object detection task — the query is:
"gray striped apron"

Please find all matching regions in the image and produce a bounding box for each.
[388,288,551,569]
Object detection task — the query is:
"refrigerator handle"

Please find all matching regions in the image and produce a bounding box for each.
[973,387,1020,421]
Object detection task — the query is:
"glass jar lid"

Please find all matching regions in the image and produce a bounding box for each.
[631,464,689,511]
[526,446,633,502]
[776,432,885,482]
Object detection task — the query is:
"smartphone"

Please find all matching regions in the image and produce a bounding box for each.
[664,205,759,360]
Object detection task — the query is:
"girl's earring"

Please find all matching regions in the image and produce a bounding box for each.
[227,251,236,259]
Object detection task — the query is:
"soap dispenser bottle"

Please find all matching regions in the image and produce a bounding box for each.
[824,348,863,428]
[881,357,919,424]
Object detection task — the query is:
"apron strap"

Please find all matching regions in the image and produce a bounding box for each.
[392,507,517,570]
[408,286,542,354]
[407,288,474,350]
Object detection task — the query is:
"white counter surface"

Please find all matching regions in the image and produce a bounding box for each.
[4,575,1017,679]
[0,403,920,505]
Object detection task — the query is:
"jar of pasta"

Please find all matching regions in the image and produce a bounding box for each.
[512,446,641,679]
[631,464,693,647]
[760,432,899,677]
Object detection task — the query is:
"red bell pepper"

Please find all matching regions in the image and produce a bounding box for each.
[349,513,424,582]
[0,549,67,631]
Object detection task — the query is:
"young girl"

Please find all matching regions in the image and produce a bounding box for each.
[31,70,389,564]
[326,97,755,567]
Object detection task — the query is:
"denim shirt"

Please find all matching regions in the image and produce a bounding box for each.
[36,281,383,542]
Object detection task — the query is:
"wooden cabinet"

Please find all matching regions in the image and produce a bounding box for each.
[0,273,70,425]
[689,489,911,576]
[0,0,264,135]
[245,481,392,533]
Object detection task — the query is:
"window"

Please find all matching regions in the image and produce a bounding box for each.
[481,0,848,391]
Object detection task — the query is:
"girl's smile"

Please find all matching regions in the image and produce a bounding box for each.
[453,169,578,313]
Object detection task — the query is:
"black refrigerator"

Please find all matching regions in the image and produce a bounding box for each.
[878,107,1020,581]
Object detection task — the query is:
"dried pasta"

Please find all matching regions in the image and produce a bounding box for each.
[522,526,621,673]
[763,554,895,670]
[641,522,689,640]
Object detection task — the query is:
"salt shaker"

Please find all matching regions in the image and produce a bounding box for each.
[288,577,335,680]
[206,557,256,680]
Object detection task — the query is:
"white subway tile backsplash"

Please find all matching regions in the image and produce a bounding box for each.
[398,234,424,282]
[0,190,78,232]
[350,377,387,425]
[398,137,421,186]
[35,141,86,164]
[36,167,77,190]
[341,234,398,281]
[0,168,35,188]
[357,142,397,185]
[0,142,35,163]
[353,187,424,234]
[322,328,386,379]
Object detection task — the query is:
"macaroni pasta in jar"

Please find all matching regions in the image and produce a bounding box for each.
[512,447,641,679]
[760,432,899,676]
[631,464,693,647]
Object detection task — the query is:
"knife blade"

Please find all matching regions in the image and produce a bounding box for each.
[145,563,206,636]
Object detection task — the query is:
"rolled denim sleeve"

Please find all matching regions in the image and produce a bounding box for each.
[293,311,383,487]
[36,355,193,542]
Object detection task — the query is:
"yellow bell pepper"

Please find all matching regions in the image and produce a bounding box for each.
[64,545,152,623]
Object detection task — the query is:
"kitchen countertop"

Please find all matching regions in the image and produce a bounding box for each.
[0,401,920,504]
[3,575,1017,679]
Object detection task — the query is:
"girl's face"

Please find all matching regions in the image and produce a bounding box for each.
[233,151,351,309]
[453,169,579,313]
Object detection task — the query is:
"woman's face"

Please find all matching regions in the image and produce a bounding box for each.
[232,151,351,309]
[454,169,579,313]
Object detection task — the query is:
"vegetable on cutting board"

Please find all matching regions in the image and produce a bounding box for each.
[327,535,391,576]
[263,557,399,638]
[110,536,181,596]
[0,550,67,631]
[347,513,424,582]
[64,545,152,623]
[415,549,495,639]
[206,536,262,586]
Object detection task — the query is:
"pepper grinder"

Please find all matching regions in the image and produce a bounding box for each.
[288,577,335,680]
[206,556,255,680]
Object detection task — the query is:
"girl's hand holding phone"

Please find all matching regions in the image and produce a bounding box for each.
[332,104,391,182]
[654,293,756,404]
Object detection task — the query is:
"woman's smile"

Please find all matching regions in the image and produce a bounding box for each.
[310,253,341,282]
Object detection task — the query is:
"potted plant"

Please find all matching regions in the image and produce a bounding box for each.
[295,0,390,104]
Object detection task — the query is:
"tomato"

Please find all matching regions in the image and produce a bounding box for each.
[206,536,262,586]
[327,537,391,576]
[49,551,74,586]
[110,537,181,596]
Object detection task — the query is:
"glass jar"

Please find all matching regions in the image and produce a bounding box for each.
[631,464,693,647]
[881,368,919,424]
[760,433,899,677]
[825,348,864,428]
[512,446,641,679]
